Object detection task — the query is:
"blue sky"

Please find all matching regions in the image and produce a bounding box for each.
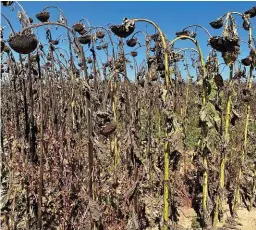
[1,1,255,80]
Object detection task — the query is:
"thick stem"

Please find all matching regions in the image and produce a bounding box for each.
[91,43,98,92]
[27,54,36,163]
[134,18,171,229]
[112,76,118,170]
[214,65,233,228]
[146,86,153,180]
[7,54,20,138]
[233,27,254,214]
[36,53,44,230]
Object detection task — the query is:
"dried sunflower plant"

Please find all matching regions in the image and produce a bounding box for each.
[1,2,256,230]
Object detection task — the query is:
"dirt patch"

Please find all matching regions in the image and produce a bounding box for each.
[178,205,256,230]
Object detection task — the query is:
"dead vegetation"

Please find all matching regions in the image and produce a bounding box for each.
[1,2,256,230]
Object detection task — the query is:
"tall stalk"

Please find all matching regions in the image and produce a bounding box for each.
[7,53,20,138]
[133,18,170,229]
[36,53,44,230]
[27,54,36,163]
[233,27,254,214]
[182,58,190,174]
[112,75,119,170]
[146,85,153,180]
[91,38,99,92]
[213,64,233,228]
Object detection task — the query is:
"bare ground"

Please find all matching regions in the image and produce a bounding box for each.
[178,205,256,230]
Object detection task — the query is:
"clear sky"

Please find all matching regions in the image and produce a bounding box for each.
[1,1,255,80]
